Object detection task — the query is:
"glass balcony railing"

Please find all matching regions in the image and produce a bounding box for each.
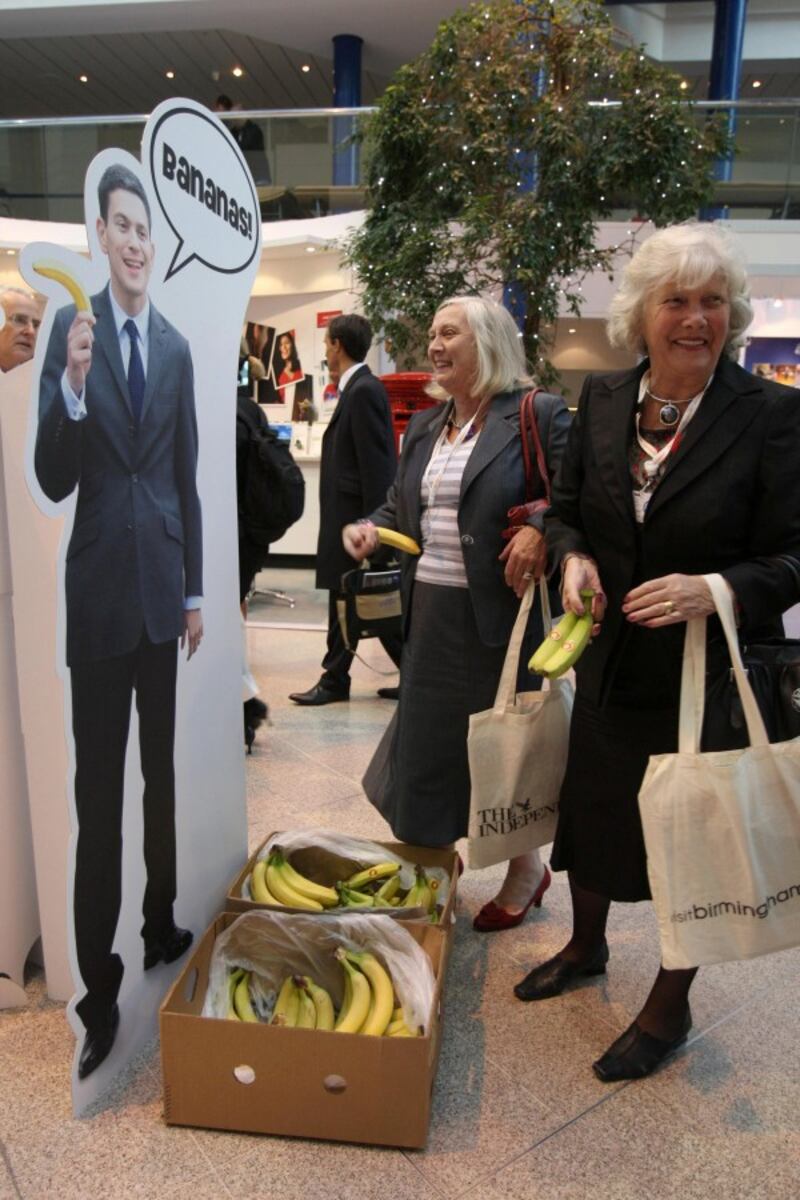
[0,101,798,225]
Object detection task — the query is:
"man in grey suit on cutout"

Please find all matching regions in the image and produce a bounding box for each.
[35,164,203,1079]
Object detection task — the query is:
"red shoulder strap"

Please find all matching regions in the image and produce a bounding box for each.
[519,388,551,505]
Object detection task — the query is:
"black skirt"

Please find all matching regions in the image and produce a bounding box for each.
[363,581,541,848]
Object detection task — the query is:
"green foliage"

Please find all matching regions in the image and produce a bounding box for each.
[345,0,728,385]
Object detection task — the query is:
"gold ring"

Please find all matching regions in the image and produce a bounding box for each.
[663,599,674,615]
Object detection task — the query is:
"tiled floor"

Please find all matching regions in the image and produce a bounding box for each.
[1,568,798,1199]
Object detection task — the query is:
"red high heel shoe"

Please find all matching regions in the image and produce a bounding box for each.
[473,866,551,932]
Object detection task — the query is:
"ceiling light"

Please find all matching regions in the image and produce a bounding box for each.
[166,70,175,80]
[568,327,576,334]
[679,80,689,91]
[305,246,317,253]
[301,64,311,73]
[6,249,15,256]
[751,79,762,89]
[772,298,784,309]
[232,66,244,78]
[79,74,88,83]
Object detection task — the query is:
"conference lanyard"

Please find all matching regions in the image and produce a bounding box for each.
[633,375,710,522]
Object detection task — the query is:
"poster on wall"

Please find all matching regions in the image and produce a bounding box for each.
[316,309,343,417]
[17,98,257,1112]
[742,335,800,386]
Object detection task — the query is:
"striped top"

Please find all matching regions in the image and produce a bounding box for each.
[415,432,479,588]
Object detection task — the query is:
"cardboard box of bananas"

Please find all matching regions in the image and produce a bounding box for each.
[160,910,446,1146]
[229,828,456,924]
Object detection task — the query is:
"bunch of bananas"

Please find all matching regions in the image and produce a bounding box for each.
[529,589,595,678]
[248,851,440,918]
[225,947,418,1037]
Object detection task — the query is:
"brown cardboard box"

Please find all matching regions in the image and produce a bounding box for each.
[226,834,459,925]
[160,912,447,1148]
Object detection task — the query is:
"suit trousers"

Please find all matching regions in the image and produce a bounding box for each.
[321,591,402,691]
[71,632,178,1028]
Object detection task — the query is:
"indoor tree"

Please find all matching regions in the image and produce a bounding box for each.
[345,0,728,383]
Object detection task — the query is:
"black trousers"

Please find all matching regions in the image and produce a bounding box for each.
[320,591,402,691]
[71,633,178,1028]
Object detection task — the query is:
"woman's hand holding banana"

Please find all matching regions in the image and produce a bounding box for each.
[342,522,380,562]
[562,553,606,637]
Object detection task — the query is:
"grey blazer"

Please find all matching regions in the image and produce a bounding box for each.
[369,389,570,647]
[35,285,203,666]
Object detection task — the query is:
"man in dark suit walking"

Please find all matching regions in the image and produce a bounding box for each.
[290,314,401,705]
[35,163,202,1079]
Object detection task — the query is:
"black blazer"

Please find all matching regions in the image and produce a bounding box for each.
[315,364,397,589]
[35,285,202,667]
[546,357,800,705]
[369,389,570,647]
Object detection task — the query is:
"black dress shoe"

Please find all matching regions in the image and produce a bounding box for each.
[514,940,609,1002]
[289,683,349,706]
[377,686,400,700]
[593,1007,692,1081]
[143,925,193,971]
[78,1003,119,1080]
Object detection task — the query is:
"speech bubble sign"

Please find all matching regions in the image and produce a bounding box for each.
[148,105,260,280]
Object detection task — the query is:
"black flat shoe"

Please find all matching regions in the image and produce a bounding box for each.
[78,1003,119,1080]
[143,925,193,971]
[593,1007,692,1082]
[289,683,349,706]
[514,940,609,1002]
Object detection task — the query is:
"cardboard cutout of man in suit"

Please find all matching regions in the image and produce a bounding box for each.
[35,164,203,1079]
[290,314,401,705]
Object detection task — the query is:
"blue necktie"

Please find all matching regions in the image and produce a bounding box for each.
[124,318,145,423]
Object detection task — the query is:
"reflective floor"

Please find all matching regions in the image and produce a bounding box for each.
[0,571,797,1199]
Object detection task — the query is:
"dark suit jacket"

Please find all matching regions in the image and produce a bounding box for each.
[369,389,570,647]
[315,364,397,589]
[35,285,202,667]
[546,357,800,706]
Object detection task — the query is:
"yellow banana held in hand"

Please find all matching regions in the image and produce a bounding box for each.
[529,610,578,674]
[541,589,596,679]
[32,259,92,313]
[374,527,421,556]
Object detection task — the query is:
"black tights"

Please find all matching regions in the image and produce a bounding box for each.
[563,872,696,1039]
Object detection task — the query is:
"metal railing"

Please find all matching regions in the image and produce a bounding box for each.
[0,101,798,224]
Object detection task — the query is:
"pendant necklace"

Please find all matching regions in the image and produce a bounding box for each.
[646,388,686,428]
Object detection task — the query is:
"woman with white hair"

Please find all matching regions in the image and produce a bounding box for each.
[347,296,570,929]
[514,223,800,1080]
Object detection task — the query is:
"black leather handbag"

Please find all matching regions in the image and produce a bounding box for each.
[337,561,402,653]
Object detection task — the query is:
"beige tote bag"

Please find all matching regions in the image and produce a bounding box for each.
[467,579,573,869]
[639,573,800,970]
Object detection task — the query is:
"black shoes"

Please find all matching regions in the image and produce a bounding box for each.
[377,686,400,700]
[593,1007,692,1082]
[514,940,610,1002]
[289,682,349,706]
[143,925,193,971]
[78,1002,120,1080]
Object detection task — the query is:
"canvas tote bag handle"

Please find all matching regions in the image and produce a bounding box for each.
[492,578,553,716]
[678,572,770,753]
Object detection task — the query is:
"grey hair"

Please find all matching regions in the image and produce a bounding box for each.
[0,285,36,304]
[426,294,534,401]
[607,223,753,357]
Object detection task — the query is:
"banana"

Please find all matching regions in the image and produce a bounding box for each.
[344,949,394,1037]
[333,948,372,1034]
[336,882,374,908]
[374,527,421,556]
[529,610,578,674]
[401,865,432,911]
[275,849,339,907]
[250,858,281,905]
[542,591,594,678]
[227,968,245,1020]
[293,977,317,1029]
[374,873,401,906]
[386,1016,416,1037]
[31,258,92,313]
[298,975,335,1031]
[266,850,324,911]
[233,971,259,1023]
[345,861,401,891]
[271,975,300,1026]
